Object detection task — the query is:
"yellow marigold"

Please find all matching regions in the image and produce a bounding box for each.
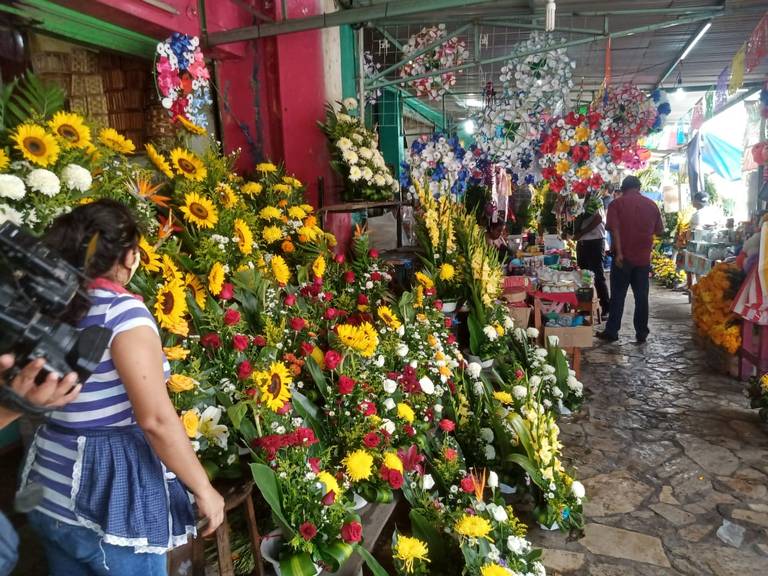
[312,255,326,279]
[242,181,263,196]
[393,535,430,574]
[163,346,190,361]
[262,225,283,244]
[454,514,492,540]
[383,452,403,473]
[317,471,341,496]
[208,262,226,296]
[397,403,415,424]
[270,255,290,285]
[281,239,295,253]
[343,449,374,482]
[439,263,455,281]
[256,162,277,173]
[259,206,282,220]
[574,125,591,142]
[167,374,196,393]
[181,409,200,438]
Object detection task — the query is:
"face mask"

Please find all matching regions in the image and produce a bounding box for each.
[127,248,141,282]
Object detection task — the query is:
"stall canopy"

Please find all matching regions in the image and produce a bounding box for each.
[701,132,744,181]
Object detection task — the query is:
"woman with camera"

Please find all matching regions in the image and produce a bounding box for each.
[16,200,224,575]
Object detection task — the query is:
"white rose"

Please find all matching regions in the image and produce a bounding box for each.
[60,164,92,192]
[383,378,398,394]
[526,327,539,339]
[487,470,499,489]
[26,169,60,197]
[483,325,498,341]
[571,480,585,499]
[484,444,496,460]
[380,418,396,435]
[396,343,409,357]
[512,385,527,399]
[422,474,435,490]
[467,362,482,379]
[480,427,494,442]
[383,398,396,411]
[488,503,508,523]
[0,174,26,200]
[418,376,435,395]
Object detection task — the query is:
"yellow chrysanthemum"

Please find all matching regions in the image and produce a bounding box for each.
[259,206,282,220]
[48,112,91,149]
[233,219,254,255]
[343,449,374,482]
[176,115,206,135]
[185,272,207,309]
[415,271,434,289]
[241,182,263,196]
[170,148,207,181]
[556,140,571,154]
[454,514,492,540]
[393,535,430,574]
[325,233,337,248]
[255,361,292,411]
[215,182,239,208]
[208,262,226,296]
[271,183,291,195]
[181,410,200,438]
[397,403,415,424]
[0,149,8,172]
[383,452,404,474]
[12,124,60,166]
[493,391,514,405]
[98,127,135,154]
[284,176,302,188]
[262,225,283,244]
[480,563,513,576]
[180,192,219,228]
[145,143,174,178]
[137,237,161,272]
[595,140,608,156]
[377,306,402,330]
[761,373,768,394]
[270,255,290,285]
[576,165,592,180]
[167,373,196,393]
[297,225,320,243]
[163,346,190,361]
[312,255,326,279]
[154,280,187,330]
[256,162,277,173]
[439,263,455,281]
[162,254,183,282]
[317,471,341,496]
[288,206,307,220]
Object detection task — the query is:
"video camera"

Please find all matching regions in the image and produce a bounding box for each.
[0,222,111,415]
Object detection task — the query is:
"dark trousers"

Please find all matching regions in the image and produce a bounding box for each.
[576,239,610,311]
[605,262,651,338]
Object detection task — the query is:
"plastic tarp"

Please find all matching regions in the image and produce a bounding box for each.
[700,132,743,181]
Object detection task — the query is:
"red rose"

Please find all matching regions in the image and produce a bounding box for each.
[245,387,257,397]
[439,419,455,432]
[290,317,306,331]
[324,291,334,301]
[321,490,336,506]
[300,341,314,356]
[299,522,317,541]
[403,424,416,437]
[363,432,381,448]
[308,457,321,473]
[223,308,241,326]
[284,294,297,306]
[444,448,458,462]
[253,335,267,347]
[335,254,345,264]
[460,476,475,493]
[338,375,355,395]
[324,350,341,370]
[232,334,249,351]
[340,521,362,544]
[324,307,339,320]
[277,401,293,415]
[237,360,253,380]
[447,334,457,345]
[201,333,222,349]
[344,271,355,283]
[434,300,443,311]
[357,294,369,306]
[368,249,379,259]
[371,271,382,281]
[388,470,404,489]
[219,282,234,300]
[358,401,377,416]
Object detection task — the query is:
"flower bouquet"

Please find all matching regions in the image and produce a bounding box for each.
[691,262,744,354]
[155,33,212,128]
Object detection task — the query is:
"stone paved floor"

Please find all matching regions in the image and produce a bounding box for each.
[529,284,768,576]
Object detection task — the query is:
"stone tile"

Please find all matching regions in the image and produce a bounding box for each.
[581,523,671,567]
[678,523,712,542]
[540,549,585,573]
[731,508,768,528]
[677,436,740,476]
[659,485,679,505]
[583,472,653,516]
[649,503,696,526]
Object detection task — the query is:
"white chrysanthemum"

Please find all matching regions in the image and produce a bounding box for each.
[571,480,586,499]
[60,164,92,192]
[526,327,539,339]
[362,167,373,182]
[26,169,60,197]
[343,149,359,165]
[0,174,26,200]
[358,147,373,160]
[349,165,362,182]
[484,444,496,460]
[480,427,494,442]
[483,325,498,341]
[503,316,515,330]
[529,375,541,389]
[467,362,482,379]
[507,535,531,555]
[512,385,527,399]
[0,204,23,225]
[337,137,353,151]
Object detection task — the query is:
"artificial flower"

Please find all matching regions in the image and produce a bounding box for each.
[12,124,60,166]
[98,127,135,154]
[48,112,91,149]
[170,148,207,181]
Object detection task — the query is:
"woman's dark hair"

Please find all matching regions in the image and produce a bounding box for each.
[44,199,140,323]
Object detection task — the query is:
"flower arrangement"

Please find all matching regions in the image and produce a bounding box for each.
[402,133,476,200]
[745,373,768,422]
[155,33,212,128]
[399,24,469,100]
[651,250,685,288]
[692,262,744,354]
[319,100,399,201]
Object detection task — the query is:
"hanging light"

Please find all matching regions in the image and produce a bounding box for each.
[674,66,685,99]
[463,119,476,135]
[545,0,556,32]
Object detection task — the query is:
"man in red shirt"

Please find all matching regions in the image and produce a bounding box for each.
[598,175,664,343]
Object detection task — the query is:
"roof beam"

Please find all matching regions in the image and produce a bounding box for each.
[656,21,712,88]
[207,0,507,44]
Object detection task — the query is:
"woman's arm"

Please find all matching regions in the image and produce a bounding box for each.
[112,327,224,536]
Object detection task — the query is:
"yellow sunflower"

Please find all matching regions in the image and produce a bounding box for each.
[0,149,8,172]
[259,206,282,220]
[12,124,60,167]
[312,255,326,279]
[48,112,91,149]
[255,361,292,411]
[154,280,187,330]
[356,322,378,357]
[180,192,219,229]
[270,255,290,285]
[454,515,492,540]
[233,219,254,255]
[415,271,434,289]
[377,306,402,330]
[256,162,277,173]
[137,237,161,272]
[170,148,207,182]
[98,127,135,154]
[144,143,174,178]
[262,225,283,244]
[162,254,183,282]
[185,272,207,309]
[241,182,263,196]
[167,317,190,337]
[208,262,226,296]
[343,450,374,482]
[175,115,207,135]
[393,536,430,574]
[215,182,239,208]
[163,346,190,361]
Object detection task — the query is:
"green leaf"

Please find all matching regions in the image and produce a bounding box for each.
[318,541,354,572]
[507,412,536,461]
[356,545,389,576]
[304,356,329,400]
[5,72,65,127]
[292,390,328,444]
[227,402,249,431]
[506,453,545,488]
[358,484,394,504]
[279,552,317,576]
[249,463,294,537]
[467,313,482,357]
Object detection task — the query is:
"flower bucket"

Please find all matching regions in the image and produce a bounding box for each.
[261,530,322,576]
[538,521,560,531]
[441,300,458,314]
[352,492,368,511]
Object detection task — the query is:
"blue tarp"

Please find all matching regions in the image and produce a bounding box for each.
[700,132,743,181]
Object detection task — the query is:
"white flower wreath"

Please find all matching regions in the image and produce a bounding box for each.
[400,24,469,101]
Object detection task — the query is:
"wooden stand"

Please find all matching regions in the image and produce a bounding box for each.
[738,318,768,381]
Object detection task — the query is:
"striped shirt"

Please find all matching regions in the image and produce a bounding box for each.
[21,288,170,524]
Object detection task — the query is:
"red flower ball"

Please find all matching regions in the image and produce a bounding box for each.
[444,448,458,462]
[324,350,341,370]
[290,317,306,331]
[363,432,381,448]
[338,375,355,395]
[284,294,297,306]
[219,282,234,300]
[460,476,475,493]
[232,334,249,351]
[237,360,253,380]
[200,333,222,349]
[344,271,356,283]
[340,521,362,544]
[223,308,241,326]
[403,424,416,437]
[299,522,317,541]
[368,249,379,259]
[438,419,455,432]
[370,271,382,282]
[253,335,267,347]
[324,307,339,320]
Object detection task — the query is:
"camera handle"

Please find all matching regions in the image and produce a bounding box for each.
[0,385,51,416]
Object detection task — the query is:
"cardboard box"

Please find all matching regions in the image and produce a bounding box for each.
[544,325,593,348]
[508,305,531,329]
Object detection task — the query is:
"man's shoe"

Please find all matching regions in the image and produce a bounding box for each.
[596,331,619,342]
[635,333,648,344]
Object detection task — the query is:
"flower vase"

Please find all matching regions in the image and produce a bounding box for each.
[261,529,322,576]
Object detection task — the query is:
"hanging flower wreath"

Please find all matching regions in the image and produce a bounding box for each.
[363,52,383,107]
[155,33,212,128]
[399,24,469,101]
[650,88,672,132]
[499,31,575,114]
[593,83,656,169]
[401,133,476,199]
[538,111,618,197]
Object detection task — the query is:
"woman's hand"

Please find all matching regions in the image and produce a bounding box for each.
[194,485,225,537]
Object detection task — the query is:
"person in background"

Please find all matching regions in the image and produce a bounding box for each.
[689,192,722,230]
[486,218,509,262]
[18,199,224,576]
[574,191,610,315]
[598,175,664,343]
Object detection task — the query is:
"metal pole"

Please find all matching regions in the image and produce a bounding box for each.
[656,21,712,88]
[357,26,366,118]
[478,20,603,35]
[373,25,404,51]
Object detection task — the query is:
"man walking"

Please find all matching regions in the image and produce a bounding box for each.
[574,191,610,315]
[597,175,664,343]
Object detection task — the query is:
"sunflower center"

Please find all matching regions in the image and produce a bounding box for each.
[178,158,197,174]
[162,292,175,315]
[139,246,150,265]
[268,374,283,396]
[236,230,245,245]
[189,202,209,219]
[58,125,80,142]
[23,137,46,156]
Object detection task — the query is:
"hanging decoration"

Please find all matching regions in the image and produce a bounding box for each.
[690,98,705,131]
[363,51,383,106]
[401,133,476,199]
[545,0,557,32]
[728,44,746,95]
[715,65,730,112]
[650,89,672,132]
[745,12,768,73]
[155,33,212,128]
[399,24,469,101]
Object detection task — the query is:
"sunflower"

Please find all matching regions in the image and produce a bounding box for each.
[215,182,239,208]
[167,317,190,337]
[0,149,8,172]
[229,218,253,255]
[262,225,283,244]
[162,254,183,282]
[270,255,290,285]
[98,127,135,154]
[12,124,60,167]
[208,262,225,296]
[48,112,91,149]
[393,536,430,574]
[170,148,207,181]
[343,450,374,482]
[356,322,378,357]
[259,206,282,220]
[144,143,174,178]
[154,280,187,330]
[255,361,292,411]
[397,403,415,424]
[415,271,434,289]
[175,115,207,135]
[163,346,190,361]
[184,273,207,309]
[256,162,277,173]
[312,255,326,279]
[180,192,219,229]
[241,182,262,196]
[137,237,161,272]
[317,471,341,496]
[377,306,402,331]
[454,514,492,540]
